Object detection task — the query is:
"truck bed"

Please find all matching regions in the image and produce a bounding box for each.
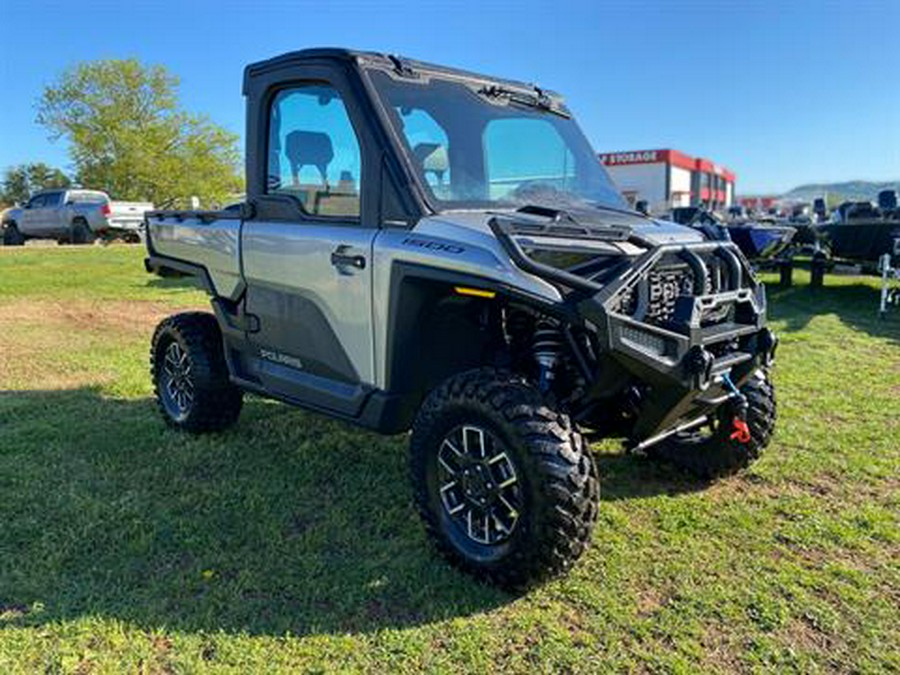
[145,209,244,300]
[106,200,154,232]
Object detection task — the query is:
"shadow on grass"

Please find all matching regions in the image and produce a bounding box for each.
[0,387,706,637]
[0,388,509,636]
[766,280,900,345]
[596,453,710,502]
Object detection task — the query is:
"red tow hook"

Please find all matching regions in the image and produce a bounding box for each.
[722,372,751,444]
[730,417,751,444]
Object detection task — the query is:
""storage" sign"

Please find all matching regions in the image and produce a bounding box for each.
[599,151,659,165]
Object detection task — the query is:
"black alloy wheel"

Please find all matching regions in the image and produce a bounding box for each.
[436,424,523,546]
[159,340,195,422]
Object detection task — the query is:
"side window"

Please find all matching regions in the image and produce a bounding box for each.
[27,195,45,209]
[43,192,62,207]
[267,84,362,218]
[483,118,575,201]
[393,108,451,200]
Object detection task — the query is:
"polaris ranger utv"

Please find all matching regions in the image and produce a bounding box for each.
[145,49,777,588]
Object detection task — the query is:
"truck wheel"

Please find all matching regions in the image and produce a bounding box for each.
[71,219,95,245]
[3,223,24,246]
[410,368,599,589]
[647,370,776,479]
[150,312,243,433]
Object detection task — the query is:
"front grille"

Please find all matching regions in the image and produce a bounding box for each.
[646,265,695,324]
[613,251,735,328]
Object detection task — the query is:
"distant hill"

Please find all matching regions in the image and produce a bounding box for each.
[782,180,899,202]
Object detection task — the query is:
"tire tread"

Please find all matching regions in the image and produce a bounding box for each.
[410,367,599,589]
[150,312,242,433]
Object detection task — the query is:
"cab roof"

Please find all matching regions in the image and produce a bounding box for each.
[243,47,562,101]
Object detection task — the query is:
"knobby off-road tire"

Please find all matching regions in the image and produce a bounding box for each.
[3,223,24,246]
[151,312,243,433]
[410,368,600,589]
[648,370,776,479]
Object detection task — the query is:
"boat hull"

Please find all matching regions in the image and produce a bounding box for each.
[727,224,796,260]
[816,220,900,263]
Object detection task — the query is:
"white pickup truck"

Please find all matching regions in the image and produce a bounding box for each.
[2,189,154,245]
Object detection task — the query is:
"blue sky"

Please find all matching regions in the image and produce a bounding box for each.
[1,0,897,194]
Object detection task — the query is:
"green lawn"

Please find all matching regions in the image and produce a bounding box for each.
[1,246,898,673]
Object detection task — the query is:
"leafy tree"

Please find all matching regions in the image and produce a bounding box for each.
[37,59,241,209]
[0,163,71,206]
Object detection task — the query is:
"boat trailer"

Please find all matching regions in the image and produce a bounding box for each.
[878,250,900,318]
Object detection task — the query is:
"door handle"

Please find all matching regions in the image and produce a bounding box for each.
[330,247,366,270]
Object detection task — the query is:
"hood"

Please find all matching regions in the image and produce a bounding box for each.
[3,206,24,221]
[414,207,705,251]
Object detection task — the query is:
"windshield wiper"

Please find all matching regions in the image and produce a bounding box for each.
[509,204,632,241]
[388,54,417,78]
[477,85,570,118]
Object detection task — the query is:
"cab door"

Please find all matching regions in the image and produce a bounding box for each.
[39,191,65,236]
[19,194,46,235]
[240,74,378,417]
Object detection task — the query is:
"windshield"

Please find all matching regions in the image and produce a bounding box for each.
[368,69,627,212]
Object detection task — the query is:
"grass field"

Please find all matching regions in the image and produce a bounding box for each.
[1,245,898,673]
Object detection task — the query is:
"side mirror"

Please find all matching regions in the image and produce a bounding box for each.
[65,201,75,206]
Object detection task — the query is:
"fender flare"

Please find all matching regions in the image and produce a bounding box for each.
[382,260,569,394]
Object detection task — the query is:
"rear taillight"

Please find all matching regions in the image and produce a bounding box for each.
[101,202,111,216]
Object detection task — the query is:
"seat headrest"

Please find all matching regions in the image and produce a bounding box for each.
[413,142,449,173]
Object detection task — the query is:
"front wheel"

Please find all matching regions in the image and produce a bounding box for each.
[647,370,776,478]
[410,368,599,589]
[3,223,24,246]
[151,312,243,433]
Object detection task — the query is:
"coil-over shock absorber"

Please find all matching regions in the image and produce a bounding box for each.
[532,318,563,393]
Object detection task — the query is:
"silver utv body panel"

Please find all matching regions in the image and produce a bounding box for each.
[148,211,567,389]
[149,216,243,299]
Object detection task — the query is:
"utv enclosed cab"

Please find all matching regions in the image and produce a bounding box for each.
[146,49,778,588]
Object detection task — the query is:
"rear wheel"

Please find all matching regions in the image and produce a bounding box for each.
[71,219,95,245]
[410,368,599,589]
[646,370,776,478]
[151,312,243,433]
[3,223,24,246]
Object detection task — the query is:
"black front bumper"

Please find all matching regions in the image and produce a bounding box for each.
[580,241,775,439]
[490,216,777,441]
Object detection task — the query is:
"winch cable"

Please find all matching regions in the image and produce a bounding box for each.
[721,372,751,444]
